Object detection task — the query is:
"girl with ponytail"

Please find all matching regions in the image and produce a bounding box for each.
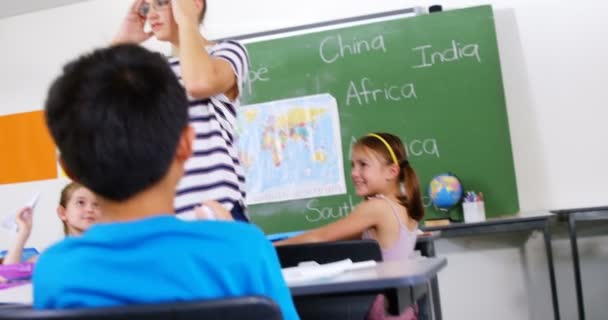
[276,132,424,319]
[276,132,424,261]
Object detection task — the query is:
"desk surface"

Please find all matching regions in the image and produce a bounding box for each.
[551,205,608,214]
[268,230,440,243]
[422,210,554,232]
[288,257,447,296]
[551,206,608,222]
[0,283,31,305]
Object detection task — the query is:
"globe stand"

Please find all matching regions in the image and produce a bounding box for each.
[435,205,464,223]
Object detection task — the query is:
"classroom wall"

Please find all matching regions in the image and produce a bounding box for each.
[436,226,608,320]
[0,0,607,319]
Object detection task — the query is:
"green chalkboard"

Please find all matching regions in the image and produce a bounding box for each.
[239,5,518,233]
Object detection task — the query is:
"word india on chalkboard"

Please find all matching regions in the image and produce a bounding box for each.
[236,5,518,233]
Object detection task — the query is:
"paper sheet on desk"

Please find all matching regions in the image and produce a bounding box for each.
[282,259,376,284]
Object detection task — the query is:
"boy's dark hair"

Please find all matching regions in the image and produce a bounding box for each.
[44,44,188,201]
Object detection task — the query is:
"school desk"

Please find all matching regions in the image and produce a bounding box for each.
[287,257,447,319]
[421,211,560,320]
[0,283,31,305]
[551,206,608,320]
[270,230,443,319]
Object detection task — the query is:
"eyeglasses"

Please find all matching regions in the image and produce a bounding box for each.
[138,0,170,17]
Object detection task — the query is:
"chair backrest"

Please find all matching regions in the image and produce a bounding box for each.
[275,239,383,267]
[0,296,282,320]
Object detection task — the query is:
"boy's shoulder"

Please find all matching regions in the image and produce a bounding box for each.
[190,220,267,241]
[33,235,84,288]
[39,218,268,257]
[43,217,265,251]
[37,234,79,261]
[35,219,269,271]
[131,216,269,246]
[106,216,267,244]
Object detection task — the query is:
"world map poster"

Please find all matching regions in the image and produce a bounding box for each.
[237,94,346,205]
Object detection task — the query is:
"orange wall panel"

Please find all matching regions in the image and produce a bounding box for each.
[0,111,58,184]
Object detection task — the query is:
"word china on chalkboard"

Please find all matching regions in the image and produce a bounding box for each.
[237,5,518,233]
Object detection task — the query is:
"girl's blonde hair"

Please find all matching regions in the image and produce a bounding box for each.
[355,133,425,221]
[58,181,82,235]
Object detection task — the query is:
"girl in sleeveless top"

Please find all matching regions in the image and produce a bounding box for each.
[276,132,425,319]
[2,182,102,266]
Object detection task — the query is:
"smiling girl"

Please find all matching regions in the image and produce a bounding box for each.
[2,182,102,265]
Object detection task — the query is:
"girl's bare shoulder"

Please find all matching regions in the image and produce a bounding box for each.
[355,197,394,215]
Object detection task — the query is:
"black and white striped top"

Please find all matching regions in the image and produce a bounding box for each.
[170,40,250,216]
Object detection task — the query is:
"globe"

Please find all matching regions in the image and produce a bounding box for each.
[428,173,463,211]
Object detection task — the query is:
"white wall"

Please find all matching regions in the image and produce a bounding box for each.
[1,0,607,319]
[436,228,608,320]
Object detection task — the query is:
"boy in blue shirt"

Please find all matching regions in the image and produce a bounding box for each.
[34,44,299,320]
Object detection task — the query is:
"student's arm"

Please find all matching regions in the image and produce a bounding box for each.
[275,200,383,246]
[172,0,241,100]
[112,0,153,45]
[3,207,33,265]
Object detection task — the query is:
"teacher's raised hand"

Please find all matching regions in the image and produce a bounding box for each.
[171,0,203,27]
[112,0,153,45]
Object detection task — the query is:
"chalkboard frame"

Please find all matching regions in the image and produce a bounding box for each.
[221,5,519,233]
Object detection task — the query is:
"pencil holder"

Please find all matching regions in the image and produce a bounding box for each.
[462,201,485,223]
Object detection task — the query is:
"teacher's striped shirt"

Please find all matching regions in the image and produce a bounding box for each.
[169,40,250,218]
